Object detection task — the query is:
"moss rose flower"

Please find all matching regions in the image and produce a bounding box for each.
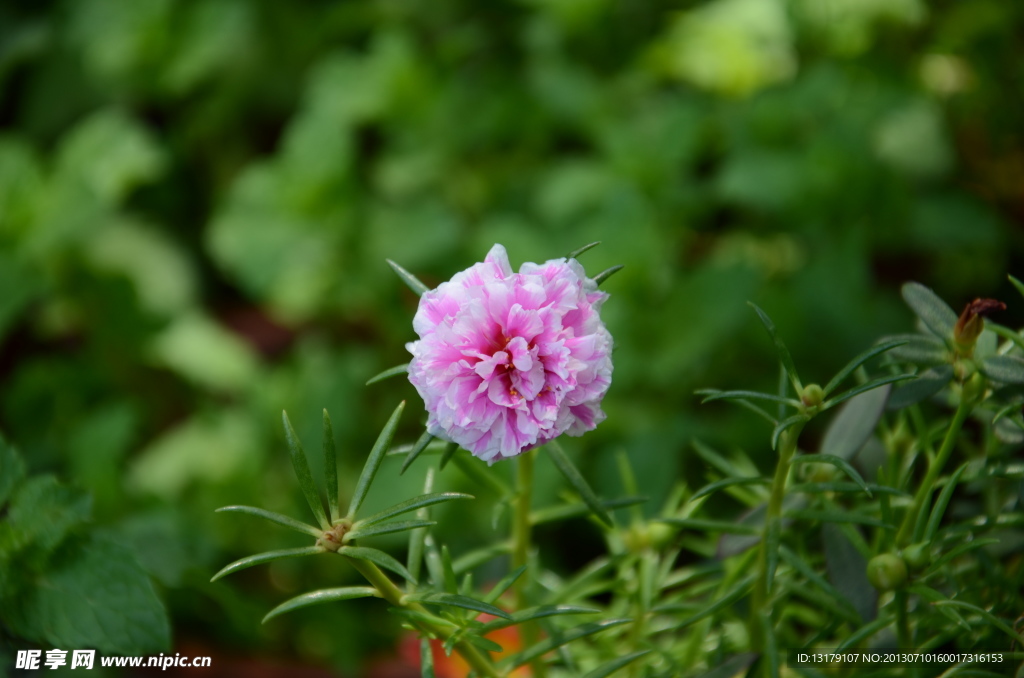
[406,244,613,463]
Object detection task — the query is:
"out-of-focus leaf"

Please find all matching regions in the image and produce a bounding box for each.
[420,638,436,678]
[692,654,757,678]
[823,374,913,410]
[819,386,890,460]
[0,435,26,509]
[580,650,652,678]
[530,496,648,525]
[404,592,511,620]
[823,524,875,623]
[262,586,378,623]
[881,334,949,365]
[690,477,769,502]
[501,619,630,669]
[824,339,908,395]
[477,605,600,633]
[901,282,957,339]
[6,475,92,556]
[924,463,968,541]
[791,454,872,496]
[5,534,169,655]
[887,365,954,410]
[666,575,755,631]
[211,546,324,582]
[981,355,1024,384]
[771,414,808,449]
[149,312,259,391]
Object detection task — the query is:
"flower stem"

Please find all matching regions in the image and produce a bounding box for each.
[896,392,973,546]
[512,449,546,678]
[346,557,502,678]
[751,422,805,652]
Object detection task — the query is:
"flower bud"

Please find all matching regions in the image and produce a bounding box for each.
[954,298,1005,354]
[800,383,824,408]
[866,553,908,591]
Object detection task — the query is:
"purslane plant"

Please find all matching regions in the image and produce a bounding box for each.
[213,253,1024,678]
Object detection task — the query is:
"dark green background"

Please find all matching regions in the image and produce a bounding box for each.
[1,0,1022,674]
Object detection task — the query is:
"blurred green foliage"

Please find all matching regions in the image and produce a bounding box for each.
[1,0,1023,673]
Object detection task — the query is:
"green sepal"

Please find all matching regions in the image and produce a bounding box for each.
[387,259,430,296]
[366,363,410,386]
[355,492,474,528]
[339,545,416,582]
[262,586,379,623]
[545,440,612,527]
[824,339,908,396]
[901,282,957,339]
[580,650,652,678]
[282,411,330,529]
[211,546,324,582]
[404,592,512,620]
[592,265,623,286]
[345,520,437,542]
[791,454,872,497]
[347,401,406,519]
[748,302,803,392]
[214,506,322,537]
[402,430,436,474]
[323,409,339,522]
[500,619,630,669]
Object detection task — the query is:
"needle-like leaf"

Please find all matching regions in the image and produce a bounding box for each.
[566,241,601,259]
[262,587,379,623]
[211,546,324,582]
[824,339,908,396]
[545,440,612,527]
[323,409,339,522]
[215,506,322,537]
[748,303,802,393]
[339,545,416,582]
[404,592,512,620]
[282,411,330,529]
[348,401,406,519]
[355,492,474,529]
[901,282,957,339]
[593,265,624,286]
[401,430,436,475]
[387,259,429,296]
[366,363,410,386]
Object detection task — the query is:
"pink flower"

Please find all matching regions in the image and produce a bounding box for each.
[406,244,613,463]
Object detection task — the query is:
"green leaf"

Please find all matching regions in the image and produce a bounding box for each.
[980,355,1024,384]
[824,339,909,396]
[215,506,322,537]
[348,401,406,519]
[662,518,760,535]
[420,638,436,678]
[789,483,906,497]
[211,546,325,581]
[786,509,891,529]
[530,496,648,525]
[402,430,436,475]
[263,586,379,623]
[441,545,458,594]
[6,475,92,556]
[340,545,416,582]
[405,592,512,620]
[282,411,330,529]
[438,441,458,470]
[823,374,914,411]
[691,477,770,502]
[791,454,872,496]
[697,389,801,408]
[592,265,624,286]
[778,547,861,623]
[5,534,170,655]
[901,282,957,339]
[452,540,512,575]
[408,469,434,586]
[984,322,1024,353]
[477,605,600,633]
[823,524,875,623]
[545,440,612,527]
[932,601,1024,644]
[387,259,430,296]
[356,493,474,529]
[0,435,25,509]
[819,386,890,460]
[836,614,891,650]
[762,614,780,678]
[926,538,1000,574]
[748,302,802,392]
[323,409,339,523]
[567,241,601,259]
[907,584,970,630]
[666,575,754,630]
[771,414,808,450]
[887,365,954,410]
[924,463,968,542]
[483,566,526,605]
[692,655,757,678]
[580,650,652,678]
[1010,274,1024,300]
[880,333,948,365]
[366,363,410,386]
[501,619,630,669]
[346,520,437,541]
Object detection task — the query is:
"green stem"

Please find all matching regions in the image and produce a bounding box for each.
[512,449,547,678]
[347,557,502,678]
[896,393,973,546]
[751,422,805,653]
